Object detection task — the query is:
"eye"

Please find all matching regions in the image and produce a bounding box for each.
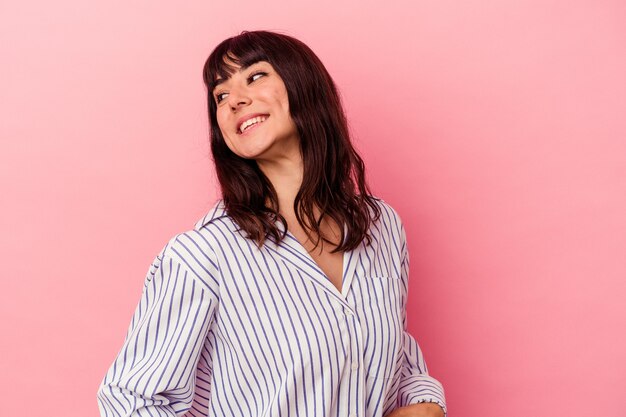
[248,71,267,83]
[215,92,228,103]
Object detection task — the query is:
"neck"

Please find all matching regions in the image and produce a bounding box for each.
[256,148,303,217]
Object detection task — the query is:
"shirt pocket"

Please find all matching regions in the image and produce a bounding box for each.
[359,275,404,381]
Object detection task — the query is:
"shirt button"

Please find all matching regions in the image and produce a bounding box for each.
[351,361,359,370]
[344,309,353,316]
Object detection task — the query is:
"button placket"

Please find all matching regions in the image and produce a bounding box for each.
[343,304,365,417]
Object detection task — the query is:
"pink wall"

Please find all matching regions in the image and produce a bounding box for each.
[1,1,625,416]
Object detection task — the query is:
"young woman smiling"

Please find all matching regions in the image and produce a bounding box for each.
[97,30,447,417]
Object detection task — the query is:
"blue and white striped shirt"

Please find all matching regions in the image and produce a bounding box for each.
[97,197,446,417]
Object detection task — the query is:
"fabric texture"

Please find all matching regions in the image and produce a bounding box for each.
[97,197,446,416]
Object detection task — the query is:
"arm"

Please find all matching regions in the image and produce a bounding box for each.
[97,234,220,416]
[395,222,447,416]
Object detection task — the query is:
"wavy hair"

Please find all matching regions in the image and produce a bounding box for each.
[202,30,380,252]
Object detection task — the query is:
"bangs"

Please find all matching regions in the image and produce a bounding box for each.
[205,33,270,93]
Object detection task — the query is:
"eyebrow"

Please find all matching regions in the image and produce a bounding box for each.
[213,62,263,89]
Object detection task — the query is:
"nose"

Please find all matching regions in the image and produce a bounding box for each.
[227,87,251,111]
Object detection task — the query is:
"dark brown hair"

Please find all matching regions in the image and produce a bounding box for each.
[202,30,380,252]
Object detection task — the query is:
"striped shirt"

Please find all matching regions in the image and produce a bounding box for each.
[97,197,446,417]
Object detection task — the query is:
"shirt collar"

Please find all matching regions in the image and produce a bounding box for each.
[193,198,360,301]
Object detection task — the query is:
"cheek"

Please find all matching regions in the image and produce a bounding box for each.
[215,110,230,134]
[277,88,290,112]
[263,85,290,111]
[270,89,291,122]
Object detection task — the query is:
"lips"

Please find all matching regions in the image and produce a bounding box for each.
[236,113,270,134]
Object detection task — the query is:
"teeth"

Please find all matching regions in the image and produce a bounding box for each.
[240,116,267,133]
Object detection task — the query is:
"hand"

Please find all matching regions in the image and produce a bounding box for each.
[384,402,445,417]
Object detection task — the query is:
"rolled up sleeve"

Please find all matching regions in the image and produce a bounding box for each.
[396,223,447,415]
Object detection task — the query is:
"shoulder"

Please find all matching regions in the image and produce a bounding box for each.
[193,198,229,231]
[146,201,228,285]
[145,229,222,296]
[368,196,409,260]
[156,198,228,260]
[190,198,240,247]
[369,195,406,231]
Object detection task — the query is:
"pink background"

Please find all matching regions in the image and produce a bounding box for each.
[1,1,625,416]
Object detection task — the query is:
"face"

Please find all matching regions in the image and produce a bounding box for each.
[212,59,300,162]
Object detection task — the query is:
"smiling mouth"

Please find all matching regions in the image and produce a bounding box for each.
[238,115,269,135]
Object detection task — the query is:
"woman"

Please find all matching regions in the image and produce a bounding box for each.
[97,30,446,417]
